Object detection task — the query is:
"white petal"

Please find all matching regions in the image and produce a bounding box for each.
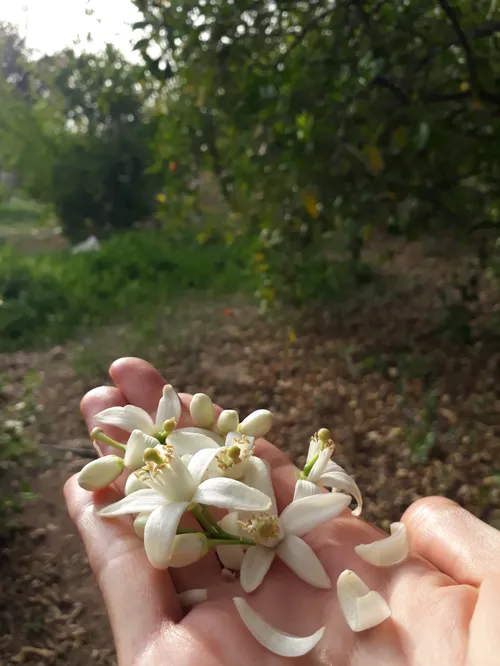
[276,535,331,589]
[155,384,181,428]
[355,522,408,566]
[167,430,220,457]
[293,479,322,502]
[337,570,391,632]
[238,409,273,438]
[306,436,321,464]
[280,493,351,537]
[189,393,214,429]
[242,456,277,515]
[320,461,363,516]
[133,512,151,539]
[216,409,239,436]
[224,431,255,450]
[216,512,247,570]
[144,501,190,569]
[77,455,124,491]
[240,545,275,593]
[187,447,220,486]
[308,448,332,483]
[179,589,208,608]
[194,478,272,512]
[125,473,148,495]
[95,405,154,434]
[124,430,159,471]
[169,533,208,567]
[233,597,325,657]
[98,489,163,517]
[177,427,224,446]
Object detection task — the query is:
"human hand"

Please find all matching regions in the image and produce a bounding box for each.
[64,358,500,666]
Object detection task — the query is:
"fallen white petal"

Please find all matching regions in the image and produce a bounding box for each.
[179,589,208,607]
[133,512,150,539]
[337,570,391,632]
[177,427,224,446]
[194,478,272,512]
[189,393,214,429]
[77,455,124,491]
[277,535,331,589]
[355,522,408,566]
[238,409,273,439]
[95,405,154,434]
[124,430,159,471]
[216,409,239,436]
[280,492,351,537]
[187,447,220,486]
[155,384,182,428]
[167,430,220,456]
[320,461,363,516]
[144,501,190,569]
[233,597,325,657]
[98,489,163,517]
[124,473,148,496]
[293,479,322,502]
[240,545,275,593]
[242,456,277,515]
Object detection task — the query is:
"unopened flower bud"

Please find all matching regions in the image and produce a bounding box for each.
[168,533,209,568]
[77,455,124,491]
[133,512,150,539]
[238,409,273,439]
[189,393,214,429]
[125,472,148,496]
[216,409,239,436]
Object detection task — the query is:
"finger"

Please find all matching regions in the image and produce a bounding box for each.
[467,573,500,666]
[81,386,128,453]
[64,475,180,665]
[109,357,197,427]
[402,496,500,585]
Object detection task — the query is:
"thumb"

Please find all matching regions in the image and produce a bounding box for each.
[64,476,181,665]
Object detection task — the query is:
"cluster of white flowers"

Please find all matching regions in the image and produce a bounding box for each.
[77,385,409,658]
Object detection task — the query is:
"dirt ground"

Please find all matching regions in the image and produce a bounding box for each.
[1,239,500,665]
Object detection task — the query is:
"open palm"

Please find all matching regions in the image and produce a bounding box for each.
[65,358,500,666]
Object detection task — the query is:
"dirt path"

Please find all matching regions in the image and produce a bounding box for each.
[1,239,500,665]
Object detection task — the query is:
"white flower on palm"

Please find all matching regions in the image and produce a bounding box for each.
[94,385,221,469]
[217,458,351,592]
[95,384,182,436]
[294,431,363,516]
[99,445,272,569]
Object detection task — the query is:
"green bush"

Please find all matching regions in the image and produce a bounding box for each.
[0,227,254,350]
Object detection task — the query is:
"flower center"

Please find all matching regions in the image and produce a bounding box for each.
[238,514,282,546]
[217,435,252,471]
[140,444,174,479]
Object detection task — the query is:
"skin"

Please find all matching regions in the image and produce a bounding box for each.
[65,357,500,666]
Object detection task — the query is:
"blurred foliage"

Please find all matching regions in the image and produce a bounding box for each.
[2,3,500,310]
[132,0,500,304]
[0,227,254,350]
[0,372,39,534]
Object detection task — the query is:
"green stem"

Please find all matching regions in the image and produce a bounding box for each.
[207,537,255,548]
[192,506,216,533]
[176,527,209,535]
[200,505,222,533]
[91,427,126,453]
[216,531,255,547]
